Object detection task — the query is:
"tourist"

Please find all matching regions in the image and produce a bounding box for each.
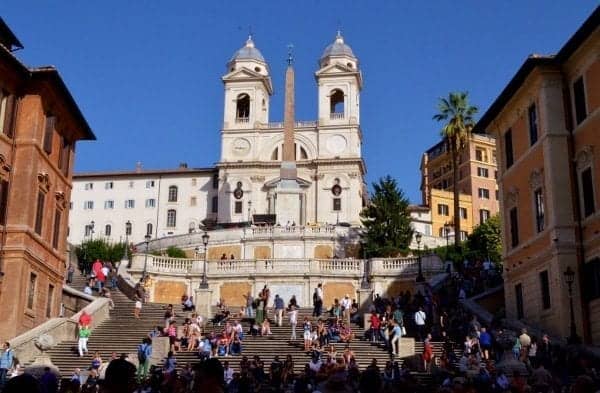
[69,368,81,389]
[261,318,272,336]
[181,295,195,312]
[479,326,492,360]
[162,351,177,383]
[274,294,285,327]
[313,283,323,317]
[270,355,283,390]
[0,342,13,390]
[288,304,298,340]
[369,313,381,342]
[77,324,91,357]
[198,335,212,360]
[83,281,93,296]
[414,306,427,341]
[40,366,58,393]
[223,360,234,387]
[243,291,254,318]
[136,337,152,381]
[220,253,227,260]
[390,320,402,357]
[422,333,433,372]
[259,285,270,311]
[67,263,75,284]
[133,294,142,319]
[350,299,360,324]
[282,354,294,386]
[90,351,102,372]
[167,320,179,352]
[303,317,312,351]
[341,294,351,323]
[330,298,341,319]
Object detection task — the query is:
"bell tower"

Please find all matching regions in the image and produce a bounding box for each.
[315,31,362,126]
[222,36,273,129]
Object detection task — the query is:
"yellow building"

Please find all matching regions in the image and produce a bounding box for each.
[421,133,499,237]
[429,189,473,242]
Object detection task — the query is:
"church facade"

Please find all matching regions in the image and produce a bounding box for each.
[69,33,367,245]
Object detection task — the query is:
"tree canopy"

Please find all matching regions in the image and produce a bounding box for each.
[466,214,502,266]
[360,176,413,258]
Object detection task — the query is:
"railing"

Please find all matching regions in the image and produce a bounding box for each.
[246,225,339,239]
[235,117,250,124]
[317,259,362,275]
[371,255,444,276]
[266,120,317,129]
[330,112,344,120]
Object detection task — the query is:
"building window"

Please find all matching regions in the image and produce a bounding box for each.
[504,129,514,169]
[125,222,132,236]
[84,182,93,190]
[475,148,485,162]
[35,191,45,235]
[539,270,551,310]
[459,207,468,220]
[52,210,61,249]
[581,167,595,217]
[509,207,519,248]
[190,196,197,206]
[494,170,498,179]
[146,180,155,189]
[234,201,243,214]
[145,198,155,208]
[43,115,55,154]
[333,198,342,211]
[437,204,449,216]
[479,209,490,224]
[105,181,113,189]
[0,179,8,225]
[534,188,545,232]
[168,186,178,202]
[573,77,587,125]
[84,201,94,210]
[460,231,467,241]
[84,224,94,237]
[330,89,345,118]
[167,209,177,227]
[146,223,153,236]
[125,199,135,209]
[105,224,111,236]
[46,284,54,318]
[212,196,218,213]
[27,272,37,310]
[583,258,600,301]
[0,91,15,138]
[515,283,524,319]
[104,200,114,209]
[478,188,490,199]
[477,167,489,178]
[528,103,538,146]
[236,93,250,121]
[58,137,71,176]
[212,174,219,189]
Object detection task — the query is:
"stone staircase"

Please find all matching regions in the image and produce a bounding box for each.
[31,283,452,387]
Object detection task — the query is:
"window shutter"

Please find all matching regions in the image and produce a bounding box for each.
[43,115,56,154]
[0,179,8,225]
[3,95,16,138]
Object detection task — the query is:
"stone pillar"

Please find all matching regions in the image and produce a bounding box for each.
[150,337,170,366]
[194,288,214,320]
[357,288,372,310]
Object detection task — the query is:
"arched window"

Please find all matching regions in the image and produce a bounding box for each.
[330,89,344,118]
[271,147,279,161]
[125,222,132,236]
[105,224,111,236]
[236,94,250,122]
[146,223,153,236]
[167,209,177,227]
[168,185,178,202]
[300,146,308,160]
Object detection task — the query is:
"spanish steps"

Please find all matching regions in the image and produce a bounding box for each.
[31,272,453,386]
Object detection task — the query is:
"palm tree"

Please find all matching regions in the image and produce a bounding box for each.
[433,92,478,249]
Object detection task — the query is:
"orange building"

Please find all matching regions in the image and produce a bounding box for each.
[421,133,499,239]
[475,7,599,344]
[0,18,95,339]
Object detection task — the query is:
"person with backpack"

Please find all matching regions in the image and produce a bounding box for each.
[0,342,14,390]
[137,338,152,381]
[312,284,323,317]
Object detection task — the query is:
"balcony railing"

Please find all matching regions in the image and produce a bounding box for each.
[330,112,344,120]
[266,120,317,129]
[235,117,250,124]
[245,225,338,239]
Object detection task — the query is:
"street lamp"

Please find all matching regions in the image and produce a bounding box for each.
[360,239,370,289]
[564,266,581,344]
[142,234,151,277]
[415,232,425,282]
[248,200,252,225]
[199,231,210,289]
[122,220,131,261]
[90,220,95,241]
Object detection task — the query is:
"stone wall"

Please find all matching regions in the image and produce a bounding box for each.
[208,245,242,260]
[253,246,271,259]
[61,285,93,318]
[220,282,252,306]
[153,281,187,304]
[323,282,355,306]
[314,245,333,259]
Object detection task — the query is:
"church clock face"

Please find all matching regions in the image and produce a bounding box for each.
[232,138,251,156]
[326,134,347,155]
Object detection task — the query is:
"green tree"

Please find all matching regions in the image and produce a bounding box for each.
[466,215,502,266]
[74,239,130,273]
[433,92,478,249]
[360,176,413,257]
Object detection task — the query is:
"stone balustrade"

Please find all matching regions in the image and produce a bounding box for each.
[244,225,339,240]
[131,253,444,279]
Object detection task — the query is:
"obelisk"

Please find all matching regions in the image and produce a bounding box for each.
[275,47,303,226]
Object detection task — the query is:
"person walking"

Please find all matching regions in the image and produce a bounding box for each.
[312,284,323,317]
[288,304,298,340]
[136,338,152,382]
[390,320,402,357]
[78,324,91,357]
[414,307,427,341]
[0,342,14,390]
[274,295,285,327]
[244,292,254,318]
[341,294,351,324]
[66,264,75,284]
[134,294,142,319]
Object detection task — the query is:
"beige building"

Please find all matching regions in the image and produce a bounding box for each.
[420,133,499,239]
[474,7,599,344]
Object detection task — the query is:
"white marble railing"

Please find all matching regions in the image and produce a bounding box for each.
[235,117,250,123]
[330,112,344,120]
[266,120,317,129]
[246,225,339,239]
[131,254,444,278]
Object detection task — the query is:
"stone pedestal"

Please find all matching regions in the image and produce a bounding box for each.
[357,288,372,310]
[275,179,303,226]
[151,337,170,365]
[194,287,214,320]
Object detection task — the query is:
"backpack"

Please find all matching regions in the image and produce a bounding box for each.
[138,344,147,363]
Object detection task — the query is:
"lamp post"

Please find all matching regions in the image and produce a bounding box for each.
[360,239,370,289]
[122,220,131,261]
[564,266,581,344]
[248,200,252,225]
[142,234,151,277]
[415,232,425,282]
[199,231,210,289]
[90,220,95,241]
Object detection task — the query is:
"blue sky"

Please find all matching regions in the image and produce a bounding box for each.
[3,2,597,203]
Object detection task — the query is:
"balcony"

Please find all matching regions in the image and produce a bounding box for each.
[330,112,344,120]
[235,117,250,124]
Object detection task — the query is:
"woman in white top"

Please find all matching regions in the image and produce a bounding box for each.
[288,305,298,341]
[302,317,312,351]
